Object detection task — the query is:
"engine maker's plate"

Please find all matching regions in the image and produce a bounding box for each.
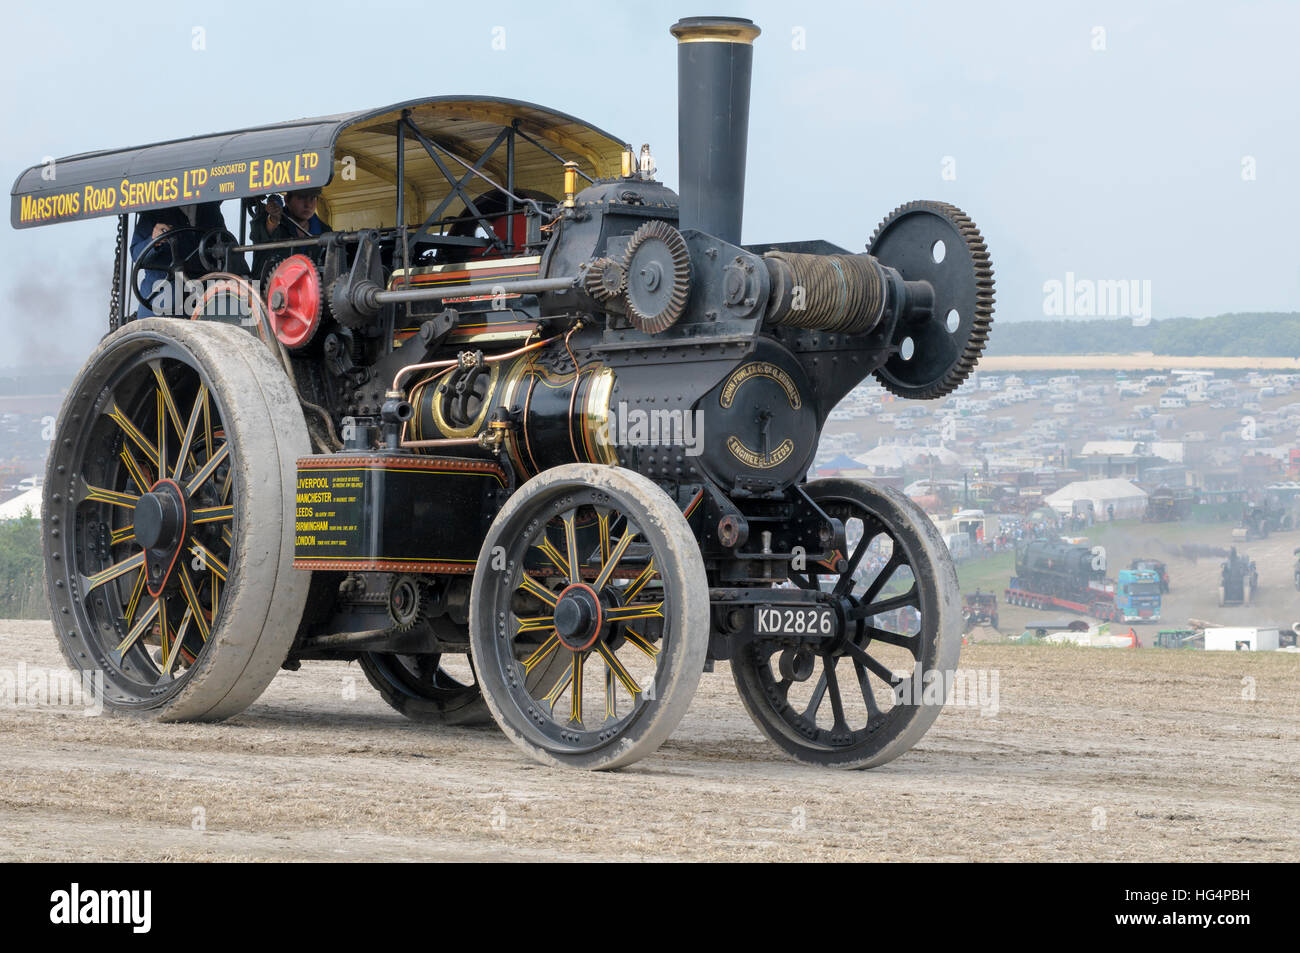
[697,338,818,491]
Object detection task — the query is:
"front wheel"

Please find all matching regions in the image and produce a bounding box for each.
[43,318,311,720]
[469,465,708,770]
[730,479,962,768]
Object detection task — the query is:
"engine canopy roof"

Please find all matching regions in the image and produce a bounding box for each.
[10,96,626,230]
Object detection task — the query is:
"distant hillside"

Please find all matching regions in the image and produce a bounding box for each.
[985,312,1300,357]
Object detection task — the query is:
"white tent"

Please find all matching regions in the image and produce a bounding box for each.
[1044,479,1147,521]
[0,487,42,521]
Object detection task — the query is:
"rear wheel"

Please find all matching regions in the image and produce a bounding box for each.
[43,318,310,720]
[730,479,962,768]
[358,651,492,726]
[469,464,708,770]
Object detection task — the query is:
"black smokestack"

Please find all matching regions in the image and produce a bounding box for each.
[670,16,760,245]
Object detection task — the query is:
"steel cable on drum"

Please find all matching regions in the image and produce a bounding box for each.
[763,251,886,334]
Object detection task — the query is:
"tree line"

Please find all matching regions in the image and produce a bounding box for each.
[985,312,1300,356]
[0,513,46,619]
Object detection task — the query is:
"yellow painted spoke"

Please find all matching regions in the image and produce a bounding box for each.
[515,614,556,635]
[119,447,152,493]
[534,536,570,578]
[188,537,228,581]
[156,389,167,481]
[108,402,159,469]
[185,442,229,496]
[172,383,207,481]
[597,510,611,564]
[203,390,214,469]
[623,558,657,602]
[124,565,146,625]
[151,362,187,447]
[569,651,585,725]
[192,504,233,524]
[605,601,664,624]
[84,483,139,509]
[517,573,558,607]
[114,598,159,655]
[562,512,580,584]
[521,633,560,674]
[179,566,211,642]
[221,526,233,549]
[162,606,193,677]
[211,570,220,619]
[594,530,638,590]
[605,666,617,721]
[598,642,641,698]
[542,660,574,714]
[624,627,660,660]
[85,550,145,592]
[158,598,171,671]
[110,524,135,546]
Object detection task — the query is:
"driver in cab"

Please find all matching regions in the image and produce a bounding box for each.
[250,187,331,281]
[129,201,227,319]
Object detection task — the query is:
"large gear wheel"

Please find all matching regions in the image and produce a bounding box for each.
[867,201,994,399]
[623,220,692,334]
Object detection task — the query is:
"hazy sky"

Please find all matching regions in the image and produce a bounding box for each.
[2,0,1297,368]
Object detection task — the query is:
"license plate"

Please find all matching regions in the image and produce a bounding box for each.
[755,606,834,636]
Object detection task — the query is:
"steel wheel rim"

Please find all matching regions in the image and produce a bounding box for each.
[485,487,672,754]
[49,337,237,704]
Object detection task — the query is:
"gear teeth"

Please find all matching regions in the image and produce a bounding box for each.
[622,220,692,334]
[867,200,996,400]
[582,256,626,302]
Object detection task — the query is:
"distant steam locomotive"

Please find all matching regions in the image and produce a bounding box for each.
[1013,540,1106,598]
[1008,539,1161,623]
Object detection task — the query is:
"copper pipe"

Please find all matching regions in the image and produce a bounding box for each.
[401,437,482,448]
[391,333,559,392]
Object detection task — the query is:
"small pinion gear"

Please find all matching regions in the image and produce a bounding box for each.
[867,200,995,400]
[582,257,627,302]
[388,575,430,632]
[622,220,692,334]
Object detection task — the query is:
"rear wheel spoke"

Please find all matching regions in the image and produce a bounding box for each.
[848,589,919,620]
[844,641,901,690]
[823,657,851,735]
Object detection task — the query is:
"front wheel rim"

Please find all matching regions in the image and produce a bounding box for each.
[47,338,236,705]
[482,486,677,755]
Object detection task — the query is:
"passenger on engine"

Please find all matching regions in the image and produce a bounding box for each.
[250,187,332,282]
[130,202,227,319]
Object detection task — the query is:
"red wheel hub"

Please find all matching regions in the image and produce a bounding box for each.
[266,254,322,349]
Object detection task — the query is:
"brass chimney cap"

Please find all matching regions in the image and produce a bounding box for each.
[670,16,761,44]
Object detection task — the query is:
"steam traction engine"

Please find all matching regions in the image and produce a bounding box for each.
[32,17,995,769]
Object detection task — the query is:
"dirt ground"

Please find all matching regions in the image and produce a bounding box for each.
[0,620,1296,862]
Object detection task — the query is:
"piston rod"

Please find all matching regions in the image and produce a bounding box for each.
[364,276,576,309]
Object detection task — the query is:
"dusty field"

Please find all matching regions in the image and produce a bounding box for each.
[1,620,1296,862]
